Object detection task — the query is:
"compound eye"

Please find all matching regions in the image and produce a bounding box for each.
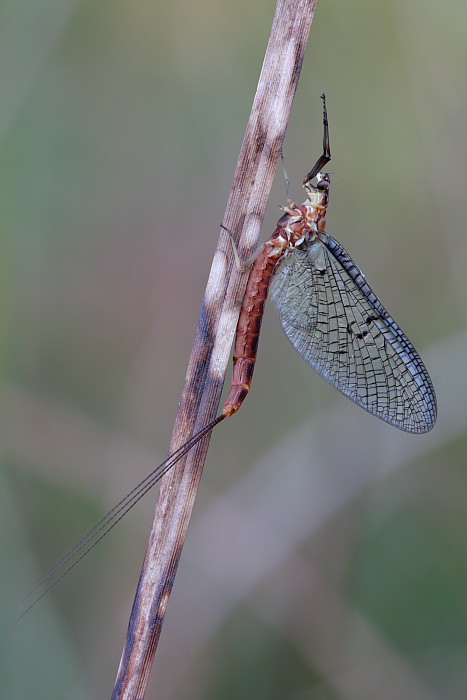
[316,179,328,190]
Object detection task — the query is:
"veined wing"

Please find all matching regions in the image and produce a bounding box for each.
[269,233,437,433]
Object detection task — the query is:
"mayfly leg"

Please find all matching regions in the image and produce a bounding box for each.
[303,92,331,187]
[220,223,265,272]
[280,151,292,201]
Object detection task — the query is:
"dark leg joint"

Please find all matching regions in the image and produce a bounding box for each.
[303,93,332,186]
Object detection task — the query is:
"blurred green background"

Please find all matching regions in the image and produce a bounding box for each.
[1,0,466,698]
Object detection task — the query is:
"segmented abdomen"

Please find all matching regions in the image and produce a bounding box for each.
[223,241,281,417]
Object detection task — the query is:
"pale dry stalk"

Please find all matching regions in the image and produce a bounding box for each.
[112,1,320,697]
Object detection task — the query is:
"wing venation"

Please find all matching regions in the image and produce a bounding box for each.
[269,235,436,433]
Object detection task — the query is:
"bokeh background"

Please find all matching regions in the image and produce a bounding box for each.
[1,1,466,698]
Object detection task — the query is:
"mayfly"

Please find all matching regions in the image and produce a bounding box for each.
[19,95,436,619]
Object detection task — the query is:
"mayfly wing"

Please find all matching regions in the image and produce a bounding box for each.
[269,233,437,433]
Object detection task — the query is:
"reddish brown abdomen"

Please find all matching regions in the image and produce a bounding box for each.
[223,243,281,417]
